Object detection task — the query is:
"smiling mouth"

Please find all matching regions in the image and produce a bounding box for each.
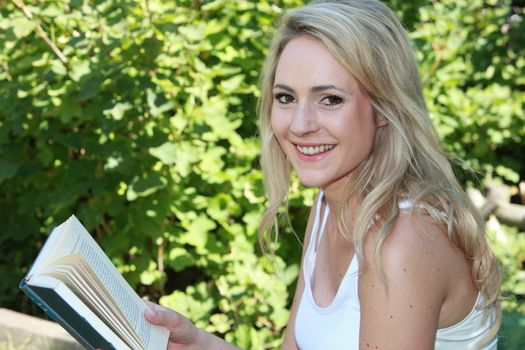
[295,144,335,155]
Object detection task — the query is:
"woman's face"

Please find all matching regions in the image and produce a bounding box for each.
[271,35,382,196]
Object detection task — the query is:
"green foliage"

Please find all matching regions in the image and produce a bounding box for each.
[0,0,303,347]
[406,0,525,183]
[487,223,525,349]
[0,0,524,348]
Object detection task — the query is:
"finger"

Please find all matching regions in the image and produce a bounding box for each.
[144,303,186,331]
[144,302,203,346]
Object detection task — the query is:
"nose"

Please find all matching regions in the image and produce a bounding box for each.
[289,102,319,136]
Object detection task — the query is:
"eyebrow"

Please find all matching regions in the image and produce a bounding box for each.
[273,83,348,94]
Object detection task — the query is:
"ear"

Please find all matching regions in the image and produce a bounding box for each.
[375,114,388,128]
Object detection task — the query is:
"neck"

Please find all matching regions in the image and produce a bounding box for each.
[321,178,361,242]
[322,176,360,209]
[321,189,357,245]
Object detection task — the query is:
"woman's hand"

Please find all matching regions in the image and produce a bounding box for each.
[144,301,206,350]
[144,301,239,350]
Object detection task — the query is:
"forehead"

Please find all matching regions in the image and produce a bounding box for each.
[274,35,355,88]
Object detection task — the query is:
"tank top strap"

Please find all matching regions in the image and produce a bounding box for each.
[398,199,413,209]
[308,192,323,247]
[310,191,330,253]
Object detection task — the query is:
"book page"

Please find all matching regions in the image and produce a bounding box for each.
[34,215,169,350]
[24,274,131,350]
[42,256,140,349]
[27,223,72,278]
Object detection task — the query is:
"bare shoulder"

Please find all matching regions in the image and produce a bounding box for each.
[358,210,454,350]
[375,210,454,281]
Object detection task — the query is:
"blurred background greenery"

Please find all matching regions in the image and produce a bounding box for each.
[0,0,523,348]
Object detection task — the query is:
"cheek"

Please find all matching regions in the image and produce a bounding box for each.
[347,103,376,139]
[270,107,287,138]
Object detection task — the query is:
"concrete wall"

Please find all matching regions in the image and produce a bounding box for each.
[0,308,83,350]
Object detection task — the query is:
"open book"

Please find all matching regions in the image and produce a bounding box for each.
[19,215,170,350]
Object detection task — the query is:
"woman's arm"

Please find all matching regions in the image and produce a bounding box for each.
[358,212,450,350]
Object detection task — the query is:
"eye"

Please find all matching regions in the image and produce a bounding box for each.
[274,93,295,105]
[320,95,343,107]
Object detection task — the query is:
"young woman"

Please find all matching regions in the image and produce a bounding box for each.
[145,1,501,349]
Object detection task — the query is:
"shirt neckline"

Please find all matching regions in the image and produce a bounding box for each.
[305,191,358,312]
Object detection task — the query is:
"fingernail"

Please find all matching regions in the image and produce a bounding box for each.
[145,307,157,317]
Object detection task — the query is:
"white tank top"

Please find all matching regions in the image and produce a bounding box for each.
[295,192,498,350]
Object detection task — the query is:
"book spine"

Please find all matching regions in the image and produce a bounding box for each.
[19,278,117,350]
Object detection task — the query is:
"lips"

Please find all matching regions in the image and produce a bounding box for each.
[295,144,335,155]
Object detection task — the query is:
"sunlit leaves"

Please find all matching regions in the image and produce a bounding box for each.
[69,59,91,82]
[179,214,216,251]
[10,17,39,39]
[126,172,167,201]
[408,0,525,183]
[148,142,178,165]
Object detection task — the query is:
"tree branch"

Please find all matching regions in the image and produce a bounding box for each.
[13,0,69,67]
[468,182,525,230]
[1,61,12,81]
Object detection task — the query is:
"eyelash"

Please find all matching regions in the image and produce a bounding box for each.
[274,93,344,107]
[321,95,343,107]
[274,93,295,104]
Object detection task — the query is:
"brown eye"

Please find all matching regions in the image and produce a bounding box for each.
[321,95,343,106]
[275,93,295,104]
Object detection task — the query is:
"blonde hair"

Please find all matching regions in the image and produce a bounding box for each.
[257,0,500,340]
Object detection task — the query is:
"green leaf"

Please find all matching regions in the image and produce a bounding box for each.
[172,141,201,177]
[11,18,38,38]
[69,60,91,82]
[160,283,214,321]
[0,160,18,184]
[168,247,195,272]
[149,142,177,165]
[104,102,132,121]
[180,214,216,249]
[220,74,245,93]
[140,261,162,285]
[179,24,206,42]
[199,147,226,174]
[209,313,233,333]
[51,59,68,75]
[126,172,167,201]
[147,89,174,117]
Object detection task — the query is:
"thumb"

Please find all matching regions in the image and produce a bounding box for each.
[144,303,204,346]
[144,306,159,320]
[144,302,187,331]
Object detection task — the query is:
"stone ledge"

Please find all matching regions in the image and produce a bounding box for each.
[0,308,83,350]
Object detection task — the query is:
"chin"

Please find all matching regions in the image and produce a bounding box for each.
[296,175,329,189]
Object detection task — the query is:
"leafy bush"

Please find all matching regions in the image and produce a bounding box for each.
[0,0,523,348]
[397,0,525,184]
[0,0,304,346]
[486,222,525,349]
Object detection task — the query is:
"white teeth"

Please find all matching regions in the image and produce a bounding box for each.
[296,144,334,155]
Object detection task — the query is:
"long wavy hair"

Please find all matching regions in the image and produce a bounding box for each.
[257,0,500,340]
